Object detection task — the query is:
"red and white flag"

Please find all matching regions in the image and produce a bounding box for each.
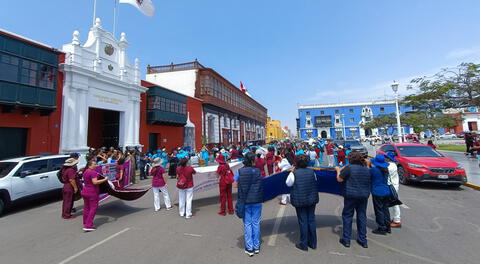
[240,81,247,93]
[119,0,155,17]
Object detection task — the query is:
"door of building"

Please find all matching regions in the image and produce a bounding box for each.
[468,122,478,131]
[0,127,27,159]
[321,130,327,139]
[88,108,120,149]
[149,133,159,152]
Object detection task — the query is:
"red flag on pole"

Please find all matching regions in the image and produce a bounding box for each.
[240,81,246,93]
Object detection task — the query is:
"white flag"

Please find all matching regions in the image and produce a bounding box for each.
[119,0,155,17]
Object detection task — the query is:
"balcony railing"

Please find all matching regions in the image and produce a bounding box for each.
[147,60,205,74]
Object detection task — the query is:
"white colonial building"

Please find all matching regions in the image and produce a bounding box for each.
[60,18,147,154]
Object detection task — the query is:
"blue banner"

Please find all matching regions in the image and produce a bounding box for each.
[261,167,344,202]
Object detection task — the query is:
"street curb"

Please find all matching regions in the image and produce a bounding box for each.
[464,182,480,190]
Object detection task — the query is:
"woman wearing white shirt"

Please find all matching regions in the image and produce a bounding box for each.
[385,152,401,228]
[278,151,294,205]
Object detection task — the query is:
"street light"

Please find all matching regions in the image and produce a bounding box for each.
[391,81,405,142]
[341,113,346,140]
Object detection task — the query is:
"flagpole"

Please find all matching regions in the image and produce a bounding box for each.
[113,0,118,37]
[92,0,97,25]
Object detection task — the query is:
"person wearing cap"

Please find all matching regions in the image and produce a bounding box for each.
[336,145,346,166]
[385,152,401,228]
[151,158,172,211]
[254,149,267,178]
[325,140,335,167]
[61,158,79,219]
[216,154,234,215]
[370,155,391,235]
[336,151,371,248]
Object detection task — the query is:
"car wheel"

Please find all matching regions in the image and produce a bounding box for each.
[0,199,4,216]
[398,166,410,185]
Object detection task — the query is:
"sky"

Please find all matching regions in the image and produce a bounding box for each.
[1,0,480,130]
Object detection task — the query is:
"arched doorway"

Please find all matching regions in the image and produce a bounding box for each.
[365,128,372,137]
[321,130,327,139]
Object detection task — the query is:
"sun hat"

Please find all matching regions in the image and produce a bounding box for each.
[152,157,162,167]
[215,154,227,164]
[370,154,390,168]
[338,145,344,149]
[63,158,79,167]
[385,152,398,162]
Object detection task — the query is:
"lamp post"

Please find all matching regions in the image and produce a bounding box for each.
[391,81,404,142]
[341,113,346,140]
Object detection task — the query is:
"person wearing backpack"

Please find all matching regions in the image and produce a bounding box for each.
[61,158,80,219]
[176,157,196,218]
[216,154,234,215]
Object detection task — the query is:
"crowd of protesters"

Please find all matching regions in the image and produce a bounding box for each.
[59,139,405,257]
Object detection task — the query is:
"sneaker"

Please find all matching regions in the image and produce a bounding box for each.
[278,202,287,205]
[166,206,174,211]
[254,249,260,254]
[63,215,76,220]
[83,227,96,232]
[228,210,234,215]
[339,238,350,248]
[356,240,368,248]
[217,211,226,216]
[390,222,402,228]
[155,208,160,212]
[244,250,254,257]
[372,229,387,235]
[295,243,308,251]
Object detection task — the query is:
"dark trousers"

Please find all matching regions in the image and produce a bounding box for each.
[467,143,473,153]
[295,205,317,249]
[139,165,146,179]
[62,186,74,218]
[372,195,391,231]
[342,197,368,243]
[219,182,233,213]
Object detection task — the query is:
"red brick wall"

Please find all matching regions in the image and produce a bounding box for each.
[139,93,184,153]
[187,97,203,151]
[0,53,64,156]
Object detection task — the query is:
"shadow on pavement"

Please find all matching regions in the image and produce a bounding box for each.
[92,199,149,227]
[235,214,379,249]
[404,182,464,191]
[2,191,62,217]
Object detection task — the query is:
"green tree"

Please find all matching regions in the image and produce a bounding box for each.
[403,63,480,113]
[402,112,458,134]
[362,113,397,135]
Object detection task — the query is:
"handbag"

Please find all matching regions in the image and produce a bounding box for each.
[388,185,402,207]
[235,168,254,219]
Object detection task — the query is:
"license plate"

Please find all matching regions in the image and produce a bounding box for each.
[438,175,448,179]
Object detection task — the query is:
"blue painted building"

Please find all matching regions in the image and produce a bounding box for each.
[298,100,414,139]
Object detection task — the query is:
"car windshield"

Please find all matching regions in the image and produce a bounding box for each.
[0,162,17,178]
[397,146,443,157]
[334,140,362,146]
[344,140,362,146]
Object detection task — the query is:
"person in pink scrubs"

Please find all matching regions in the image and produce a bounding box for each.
[61,158,79,219]
[81,160,108,232]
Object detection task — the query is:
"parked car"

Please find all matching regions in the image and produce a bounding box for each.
[334,140,368,157]
[376,143,467,187]
[406,133,420,140]
[438,132,457,139]
[0,154,69,215]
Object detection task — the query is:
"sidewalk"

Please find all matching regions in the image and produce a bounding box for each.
[438,150,480,187]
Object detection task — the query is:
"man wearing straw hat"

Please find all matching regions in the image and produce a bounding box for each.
[61,158,79,219]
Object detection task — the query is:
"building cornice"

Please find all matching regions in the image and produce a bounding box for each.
[299,100,397,110]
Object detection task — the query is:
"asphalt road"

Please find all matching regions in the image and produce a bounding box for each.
[1,169,480,264]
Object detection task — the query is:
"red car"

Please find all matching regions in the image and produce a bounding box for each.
[376,143,467,187]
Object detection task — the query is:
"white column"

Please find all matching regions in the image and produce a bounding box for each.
[77,89,89,150]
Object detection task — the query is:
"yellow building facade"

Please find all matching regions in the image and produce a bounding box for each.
[266,116,287,143]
